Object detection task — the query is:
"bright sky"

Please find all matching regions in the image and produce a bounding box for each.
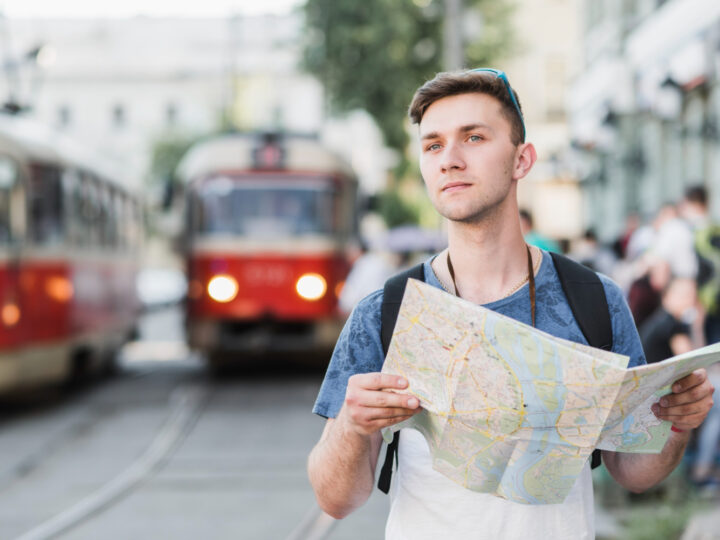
[0,0,304,18]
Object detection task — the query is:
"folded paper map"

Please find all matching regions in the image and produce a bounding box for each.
[381,279,720,505]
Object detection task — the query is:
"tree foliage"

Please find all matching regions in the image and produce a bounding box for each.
[302,0,516,154]
[149,134,203,185]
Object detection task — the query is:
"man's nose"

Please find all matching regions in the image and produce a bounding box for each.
[440,143,465,172]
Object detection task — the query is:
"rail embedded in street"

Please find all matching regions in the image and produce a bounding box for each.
[13,385,208,540]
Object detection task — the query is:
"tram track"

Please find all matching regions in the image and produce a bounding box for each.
[0,410,107,494]
[0,361,182,496]
[13,383,209,540]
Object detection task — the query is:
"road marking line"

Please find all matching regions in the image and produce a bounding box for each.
[14,385,207,540]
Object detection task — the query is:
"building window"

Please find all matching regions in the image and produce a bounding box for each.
[166,103,178,127]
[112,104,126,128]
[57,105,71,128]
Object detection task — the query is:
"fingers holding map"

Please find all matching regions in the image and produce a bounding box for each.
[381,279,720,504]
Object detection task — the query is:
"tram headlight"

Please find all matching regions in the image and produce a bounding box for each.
[1,303,20,327]
[207,275,239,303]
[296,273,327,301]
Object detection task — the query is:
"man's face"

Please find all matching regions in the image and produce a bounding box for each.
[419,93,521,224]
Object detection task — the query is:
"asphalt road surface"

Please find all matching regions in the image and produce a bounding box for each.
[0,307,388,540]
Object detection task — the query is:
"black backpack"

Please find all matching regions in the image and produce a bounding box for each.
[377,251,613,493]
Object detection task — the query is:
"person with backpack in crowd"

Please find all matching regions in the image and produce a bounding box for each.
[627,257,672,328]
[677,185,720,488]
[639,277,704,364]
[307,69,715,539]
[681,185,720,343]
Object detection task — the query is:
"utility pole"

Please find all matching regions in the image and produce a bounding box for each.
[443,0,464,70]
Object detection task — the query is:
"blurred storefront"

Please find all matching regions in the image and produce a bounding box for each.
[569,0,720,240]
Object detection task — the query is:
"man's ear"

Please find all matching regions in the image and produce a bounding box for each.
[513,143,537,181]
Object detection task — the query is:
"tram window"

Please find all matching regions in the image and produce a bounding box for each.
[77,175,102,246]
[123,197,142,249]
[88,180,102,246]
[29,164,64,245]
[0,157,17,244]
[96,185,111,247]
[196,178,337,237]
[105,189,120,248]
[63,169,82,245]
[114,192,127,249]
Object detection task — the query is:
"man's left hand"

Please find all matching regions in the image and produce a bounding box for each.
[652,368,715,431]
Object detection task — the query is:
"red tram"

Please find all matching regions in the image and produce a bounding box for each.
[176,132,359,366]
[0,115,142,394]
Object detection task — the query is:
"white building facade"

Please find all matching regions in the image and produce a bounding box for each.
[0,15,389,193]
[569,0,720,240]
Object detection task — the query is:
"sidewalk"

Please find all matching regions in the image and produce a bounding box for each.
[682,488,720,540]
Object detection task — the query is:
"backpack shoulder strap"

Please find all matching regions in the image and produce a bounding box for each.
[380,263,425,355]
[377,262,425,494]
[550,251,613,351]
[550,251,613,470]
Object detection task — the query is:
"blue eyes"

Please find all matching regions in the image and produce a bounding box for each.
[424,135,483,152]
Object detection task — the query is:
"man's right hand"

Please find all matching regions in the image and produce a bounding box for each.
[339,373,422,436]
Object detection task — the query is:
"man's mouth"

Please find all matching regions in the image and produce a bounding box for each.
[442,182,472,192]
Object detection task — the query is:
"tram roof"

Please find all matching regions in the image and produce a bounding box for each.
[176,132,356,183]
[0,113,136,194]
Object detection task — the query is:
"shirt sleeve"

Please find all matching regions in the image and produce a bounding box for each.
[600,274,647,368]
[669,318,691,338]
[312,289,385,418]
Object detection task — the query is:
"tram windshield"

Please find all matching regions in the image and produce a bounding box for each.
[0,188,10,245]
[0,157,17,244]
[192,176,338,238]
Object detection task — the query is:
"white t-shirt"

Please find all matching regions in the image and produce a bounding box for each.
[385,429,595,540]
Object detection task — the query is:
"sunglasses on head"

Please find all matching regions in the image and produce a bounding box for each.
[469,68,526,143]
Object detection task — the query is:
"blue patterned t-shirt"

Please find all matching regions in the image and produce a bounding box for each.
[313,251,646,418]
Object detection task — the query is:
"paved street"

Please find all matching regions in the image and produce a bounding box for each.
[0,307,388,540]
[6,307,717,539]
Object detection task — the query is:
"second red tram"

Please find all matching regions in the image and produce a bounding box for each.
[0,114,142,394]
[177,132,359,365]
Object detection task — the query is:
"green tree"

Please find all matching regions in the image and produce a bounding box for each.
[148,135,202,186]
[302,0,516,155]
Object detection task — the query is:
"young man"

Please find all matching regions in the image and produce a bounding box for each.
[308,70,715,539]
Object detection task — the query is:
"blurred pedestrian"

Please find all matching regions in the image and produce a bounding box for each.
[519,209,561,253]
[692,364,720,487]
[640,277,703,364]
[627,258,671,328]
[338,239,397,316]
[681,185,720,343]
[568,228,617,276]
[614,213,641,259]
[652,203,698,279]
